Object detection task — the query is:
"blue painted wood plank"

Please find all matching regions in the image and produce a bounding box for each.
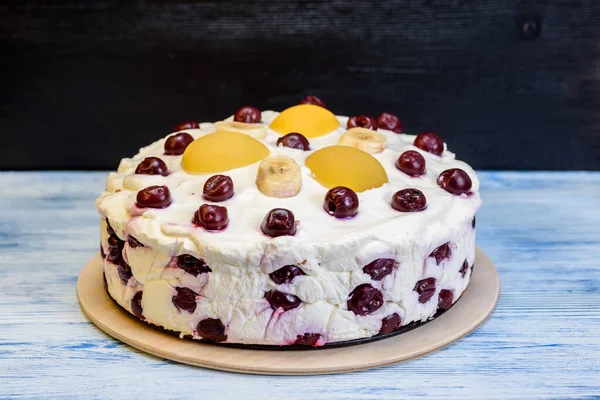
[0,171,599,399]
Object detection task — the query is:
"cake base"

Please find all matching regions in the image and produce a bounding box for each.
[78,248,499,375]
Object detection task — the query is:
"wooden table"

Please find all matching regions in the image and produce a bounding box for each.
[1,172,599,399]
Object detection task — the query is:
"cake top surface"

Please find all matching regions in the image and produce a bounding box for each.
[96,105,481,266]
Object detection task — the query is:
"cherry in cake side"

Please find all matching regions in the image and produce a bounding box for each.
[97,98,481,347]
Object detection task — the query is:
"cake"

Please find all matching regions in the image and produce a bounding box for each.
[96,97,481,347]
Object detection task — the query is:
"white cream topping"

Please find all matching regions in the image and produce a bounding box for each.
[98,110,481,345]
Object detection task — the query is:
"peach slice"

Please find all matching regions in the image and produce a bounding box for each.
[269,104,340,138]
[305,145,388,192]
[182,131,270,174]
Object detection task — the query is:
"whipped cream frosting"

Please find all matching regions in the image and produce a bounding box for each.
[97,110,481,345]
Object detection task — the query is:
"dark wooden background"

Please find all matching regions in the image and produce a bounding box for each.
[1,1,599,170]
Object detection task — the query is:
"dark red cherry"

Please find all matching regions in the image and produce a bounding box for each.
[391,188,427,212]
[265,290,302,311]
[395,150,426,176]
[135,157,169,176]
[414,278,436,303]
[106,219,115,236]
[102,271,108,291]
[459,259,469,278]
[472,215,476,228]
[363,258,396,281]
[234,106,261,123]
[100,243,106,259]
[131,291,144,319]
[379,313,401,335]
[203,175,234,202]
[261,208,296,237]
[430,242,451,265]
[376,113,402,133]
[118,261,133,285]
[277,132,310,151]
[323,186,359,218]
[136,185,172,209]
[414,132,444,156]
[269,265,306,284]
[438,289,454,310]
[437,169,472,195]
[164,132,194,155]
[347,284,384,316]
[173,120,199,131]
[294,333,321,346]
[300,95,326,108]
[347,115,378,130]
[127,236,144,249]
[106,235,124,264]
[172,287,198,313]
[177,254,212,276]
[197,318,227,342]
[192,204,229,230]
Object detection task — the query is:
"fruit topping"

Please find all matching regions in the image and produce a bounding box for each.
[215,120,267,139]
[136,185,172,209]
[164,132,194,155]
[135,157,169,176]
[347,115,378,130]
[437,169,472,195]
[376,113,402,133]
[363,258,395,280]
[276,132,310,151]
[347,284,384,315]
[173,121,199,131]
[265,290,302,311]
[261,208,296,237]
[192,204,229,231]
[323,186,359,218]
[395,150,425,176]
[256,156,302,198]
[338,127,387,154]
[305,146,388,192]
[300,96,326,108]
[233,106,261,123]
[270,104,340,138]
[391,188,427,212]
[203,175,234,202]
[181,131,269,174]
[414,132,444,156]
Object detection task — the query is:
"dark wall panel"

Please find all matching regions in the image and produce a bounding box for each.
[1,1,599,170]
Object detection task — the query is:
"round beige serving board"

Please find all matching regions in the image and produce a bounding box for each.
[77,248,499,375]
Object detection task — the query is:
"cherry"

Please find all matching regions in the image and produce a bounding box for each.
[347,284,384,316]
[395,150,426,176]
[197,318,227,342]
[135,157,169,176]
[414,278,436,303]
[177,254,212,276]
[269,265,306,284]
[127,236,144,249]
[234,106,261,123]
[391,188,427,212]
[106,219,115,236]
[173,120,199,131]
[459,259,469,278]
[437,169,472,195]
[203,175,234,202]
[376,113,402,133]
[300,96,326,108]
[106,235,124,264]
[363,258,395,281]
[472,215,476,228]
[102,271,108,291]
[379,313,401,335]
[100,243,105,259]
[438,289,454,310]
[277,132,310,151]
[136,185,172,208]
[131,291,144,319]
[261,208,296,237]
[347,115,378,130]
[265,290,302,311]
[294,333,321,346]
[414,132,444,156]
[172,287,198,313]
[430,242,451,265]
[164,132,194,155]
[323,186,359,218]
[118,261,133,285]
[192,204,229,230]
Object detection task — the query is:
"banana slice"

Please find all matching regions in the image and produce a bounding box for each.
[215,121,267,139]
[256,156,302,198]
[338,127,387,154]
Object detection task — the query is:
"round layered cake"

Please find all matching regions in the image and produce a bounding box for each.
[96,99,481,347]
